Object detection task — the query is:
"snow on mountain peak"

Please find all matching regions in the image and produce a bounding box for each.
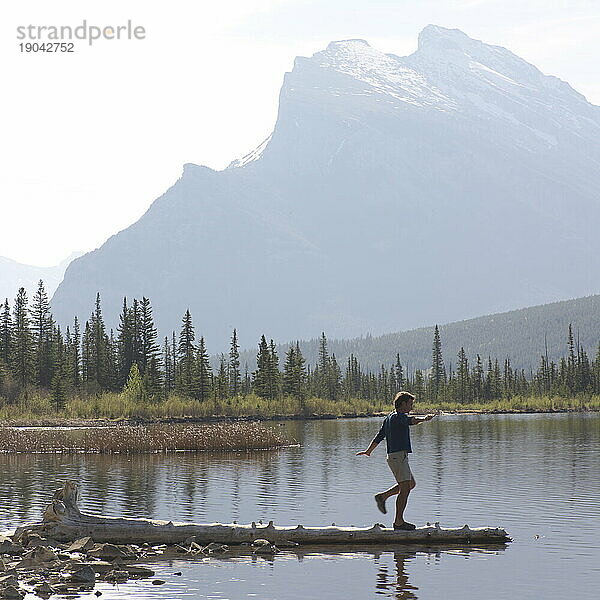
[418,25,474,51]
[311,37,457,111]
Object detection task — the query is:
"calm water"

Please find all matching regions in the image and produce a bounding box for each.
[1,413,599,599]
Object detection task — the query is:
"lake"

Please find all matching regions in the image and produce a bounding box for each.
[1,413,598,599]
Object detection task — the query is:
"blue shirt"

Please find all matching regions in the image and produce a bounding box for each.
[373,411,413,453]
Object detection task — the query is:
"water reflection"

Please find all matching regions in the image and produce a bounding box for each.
[375,552,418,599]
[1,414,599,600]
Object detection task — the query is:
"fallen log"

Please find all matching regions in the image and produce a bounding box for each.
[14,482,510,546]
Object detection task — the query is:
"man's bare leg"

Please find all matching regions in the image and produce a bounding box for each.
[375,483,399,513]
[375,476,416,517]
[393,477,416,527]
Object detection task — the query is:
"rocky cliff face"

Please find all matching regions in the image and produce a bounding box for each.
[1,253,81,304]
[51,26,600,349]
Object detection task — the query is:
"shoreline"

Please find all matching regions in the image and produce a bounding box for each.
[1,407,597,428]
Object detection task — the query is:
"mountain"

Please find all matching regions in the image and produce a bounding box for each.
[1,253,81,305]
[246,294,600,374]
[51,26,600,349]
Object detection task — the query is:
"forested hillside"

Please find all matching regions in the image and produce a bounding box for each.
[255,295,600,373]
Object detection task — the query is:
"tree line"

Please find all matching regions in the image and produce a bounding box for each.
[1,283,599,410]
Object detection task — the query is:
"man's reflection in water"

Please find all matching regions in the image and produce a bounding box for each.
[375,551,419,599]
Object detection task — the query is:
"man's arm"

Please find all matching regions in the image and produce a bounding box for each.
[409,414,436,425]
[357,419,386,456]
[356,440,379,456]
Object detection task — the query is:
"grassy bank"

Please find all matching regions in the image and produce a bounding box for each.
[415,395,600,414]
[0,393,389,424]
[0,392,598,426]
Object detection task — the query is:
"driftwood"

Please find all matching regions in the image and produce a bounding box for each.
[15,482,510,546]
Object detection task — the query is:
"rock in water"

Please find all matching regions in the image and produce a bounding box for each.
[68,565,96,585]
[66,537,95,553]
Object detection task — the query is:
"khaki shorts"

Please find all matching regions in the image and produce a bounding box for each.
[387,450,412,483]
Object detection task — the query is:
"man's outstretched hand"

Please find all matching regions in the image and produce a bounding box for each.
[356,450,371,456]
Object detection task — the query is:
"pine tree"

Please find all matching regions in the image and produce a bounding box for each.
[471,355,484,401]
[106,330,119,392]
[268,339,281,400]
[215,354,228,400]
[196,336,212,401]
[31,280,53,388]
[329,353,342,401]
[81,321,92,389]
[566,324,576,393]
[430,325,446,401]
[242,363,252,396]
[592,343,600,394]
[455,347,470,403]
[503,358,514,398]
[131,298,143,370]
[0,299,12,373]
[492,359,502,399]
[116,298,134,387]
[229,329,241,396]
[253,335,272,399]
[88,293,110,392]
[140,297,160,376]
[316,332,330,399]
[176,310,196,397]
[71,317,81,390]
[345,354,361,398]
[413,369,425,398]
[283,342,307,400]
[50,325,69,411]
[11,288,33,390]
[163,336,174,396]
[394,354,405,391]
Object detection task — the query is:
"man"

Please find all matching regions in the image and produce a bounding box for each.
[356,391,435,530]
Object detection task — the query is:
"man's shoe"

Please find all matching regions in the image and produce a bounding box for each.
[374,494,387,514]
[393,522,416,531]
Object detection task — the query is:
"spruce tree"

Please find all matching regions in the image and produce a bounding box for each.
[140,297,160,376]
[31,280,53,388]
[592,343,600,394]
[316,332,330,398]
[0,299,12,372]
[215,354,228,400]
[430,325,446,401]
[229,329,241,396]
[471,355,484,401]
[71,317,81,390]
[50,325,69,411]
[176,310,196,397]
[163,336,173,396]
[395,354,405,391]
[283,342,307,400]
[116,298,134,387]
[253,335,272,399]
[413,369,425,398]
[456,347,470,403]
[11,288,33,391]
[329,353,342,401]
[89,293,110,392]
[196,336,212,401]
[131,298,143,370]
[268,339,281,400]
[242,363,252,396]
[566,324,576,393]
[81,321,92,390]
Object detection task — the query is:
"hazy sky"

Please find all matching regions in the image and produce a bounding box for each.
[2,0,599,266]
